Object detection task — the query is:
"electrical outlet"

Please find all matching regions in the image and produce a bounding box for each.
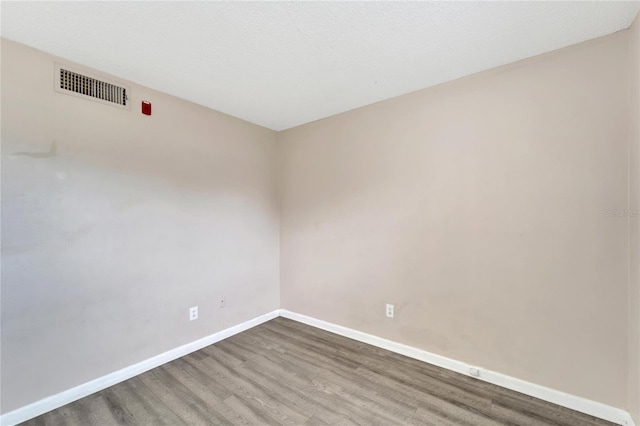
[386,304,394,318]
[219,296,226,308]
[189,306,198,321]
[469,367,481,377]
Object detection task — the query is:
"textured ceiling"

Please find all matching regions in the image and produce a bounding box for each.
[2,1,639,131]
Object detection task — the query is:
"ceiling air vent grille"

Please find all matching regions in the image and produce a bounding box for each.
[54,64,130,110]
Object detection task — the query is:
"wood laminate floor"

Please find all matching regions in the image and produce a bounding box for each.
[21,317,617,426]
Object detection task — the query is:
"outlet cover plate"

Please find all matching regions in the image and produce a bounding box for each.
[189,306,198,321]
[386,304,394,318]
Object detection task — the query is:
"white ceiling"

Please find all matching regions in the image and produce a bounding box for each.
[2,1,639,131]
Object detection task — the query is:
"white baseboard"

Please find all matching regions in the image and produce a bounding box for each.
[279,310,636,426]
[2,308,635,426]
[0,310,280,426]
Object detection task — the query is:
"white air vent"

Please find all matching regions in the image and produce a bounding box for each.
[54,63,130,109]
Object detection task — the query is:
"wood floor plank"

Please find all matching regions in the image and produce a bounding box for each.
[19,317,618,426]
[100,387,138,425]
[223,395,278,426]
[188,350,310,425]
[161,360,249,425]
[67,394,119,425]
[231,333,458,426]
[236,358,412,426]
[237,354,366,425]
[226,334,422,422]
[30,408,77,426]
[242,324,496,421]
[303,416,330,426]
[137,367,229,425]
[489,402,561,426]
[102,378,184,426]
[436,370,610,426]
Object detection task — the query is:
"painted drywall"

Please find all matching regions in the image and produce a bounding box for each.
[629,11,640,425]
[0,39,280,413]
[279,32,630,409]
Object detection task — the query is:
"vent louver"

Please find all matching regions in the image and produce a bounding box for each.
[59,68,127,106]
[54,64,130,110]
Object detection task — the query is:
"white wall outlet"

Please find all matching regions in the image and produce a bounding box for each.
[189,306,198,321]
[219,296,226,308]
[386,303,394,318]
[469,366,481,378]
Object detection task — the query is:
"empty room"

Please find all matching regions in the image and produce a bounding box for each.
[1,1,640,425]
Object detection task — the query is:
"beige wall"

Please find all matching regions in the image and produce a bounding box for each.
[629,11,640,425]
[1,39,280,413]
[3,19,639,419]
[279,32,630,408]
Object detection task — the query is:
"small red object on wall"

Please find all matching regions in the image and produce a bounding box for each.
[142,101,152,115]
